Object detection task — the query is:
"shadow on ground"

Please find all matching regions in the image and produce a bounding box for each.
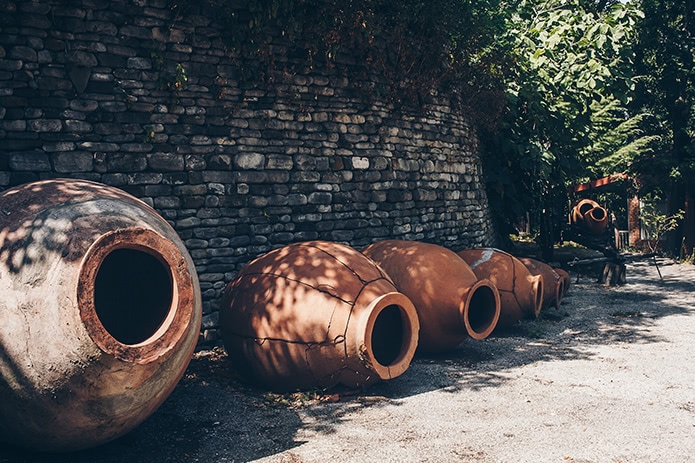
[273,258,695,443]
[1,259,693,463]
[0,350,305,463]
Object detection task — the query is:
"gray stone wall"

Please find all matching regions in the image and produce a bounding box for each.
[0,0,496,344]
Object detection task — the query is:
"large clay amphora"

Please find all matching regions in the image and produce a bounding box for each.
[519,257,565,310]
[362,240,500,353]
[457,248,544,328]
[220,241,420,392]
[0,179,202,452]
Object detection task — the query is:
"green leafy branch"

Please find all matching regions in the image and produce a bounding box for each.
[639,191,684,279]
[151,51,188,104]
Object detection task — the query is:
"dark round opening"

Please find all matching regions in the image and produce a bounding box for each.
[94,248,173,345]
[468,286,498,333]
[591,207,606,220]
[370,304,405,366]
[579,202,594,215]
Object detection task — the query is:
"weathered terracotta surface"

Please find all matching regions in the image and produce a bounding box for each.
[362,240,500,353]
[220,241,420,392]
[457,248,544,328]
[519,257,565,310]
[570,199,609,235]
[0,179,202,452]
[583,205,609,234]
[570,199,599,225]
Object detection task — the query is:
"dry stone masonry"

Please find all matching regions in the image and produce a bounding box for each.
[0,0,496,344]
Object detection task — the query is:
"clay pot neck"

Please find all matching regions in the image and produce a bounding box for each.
[461,280,500,340]
[349,291,419,381]
[529,274,544,318]
[78,228,195,364]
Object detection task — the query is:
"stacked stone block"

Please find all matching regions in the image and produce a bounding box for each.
[0,0,496,344]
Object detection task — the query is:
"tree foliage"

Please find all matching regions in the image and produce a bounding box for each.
[171,0,693,251]
[625,0,695,254]
[175,0,512,123]
[479,0,643,241]
[632,4,695,183]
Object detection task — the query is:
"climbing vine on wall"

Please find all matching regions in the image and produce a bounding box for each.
[168,0,511,125]
[151,51,188,103]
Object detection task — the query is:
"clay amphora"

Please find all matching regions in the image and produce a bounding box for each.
[457,248,544,328]
[519,257,565,310]
[554,268,571,296]
[220,241,420,392]
[0,179,202,452]
[362,240,500,353]
[570,199,599,225]
[583,204,609,234]
[570,199,608,235]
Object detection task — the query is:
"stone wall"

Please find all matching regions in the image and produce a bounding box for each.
[0,0,496,344]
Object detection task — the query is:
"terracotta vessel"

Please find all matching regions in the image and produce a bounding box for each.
[456,248,544,328]
[570,199,599,225]
[362,240,500,353]
[220,241,420,392]
[554,268,571,296]
[583,204,609,234]
[570,199,609,235]
[0,179,202,452]
[519,257,565,310]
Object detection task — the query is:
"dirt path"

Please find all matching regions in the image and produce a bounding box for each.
[2,258,694,463]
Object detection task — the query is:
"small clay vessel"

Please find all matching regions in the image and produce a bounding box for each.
[519,257,565,309]
[570,199,599,225]
[554,268,571,296]
[583,204,609,234]
[0,179,202,452]
[457,248,544,328]
[570,199,609,235]
[220,241,420,392]
[362,240,500,353]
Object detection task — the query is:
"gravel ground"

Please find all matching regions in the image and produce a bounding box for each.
[2,257,694,463]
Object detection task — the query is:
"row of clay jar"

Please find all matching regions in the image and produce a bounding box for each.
[0,179,568,452]
[220,239,570,392]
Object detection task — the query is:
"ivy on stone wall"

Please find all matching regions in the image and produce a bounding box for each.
[169,0,511,127]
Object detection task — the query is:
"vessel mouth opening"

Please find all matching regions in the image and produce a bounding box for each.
[467,285,499,335]
[590,207,606,220]
[534,278,544,317]
[94,248,173,345]
[579,202,594,216]
[370,304,405,366]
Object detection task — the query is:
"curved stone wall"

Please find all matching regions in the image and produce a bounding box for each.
[0,0,495,343]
